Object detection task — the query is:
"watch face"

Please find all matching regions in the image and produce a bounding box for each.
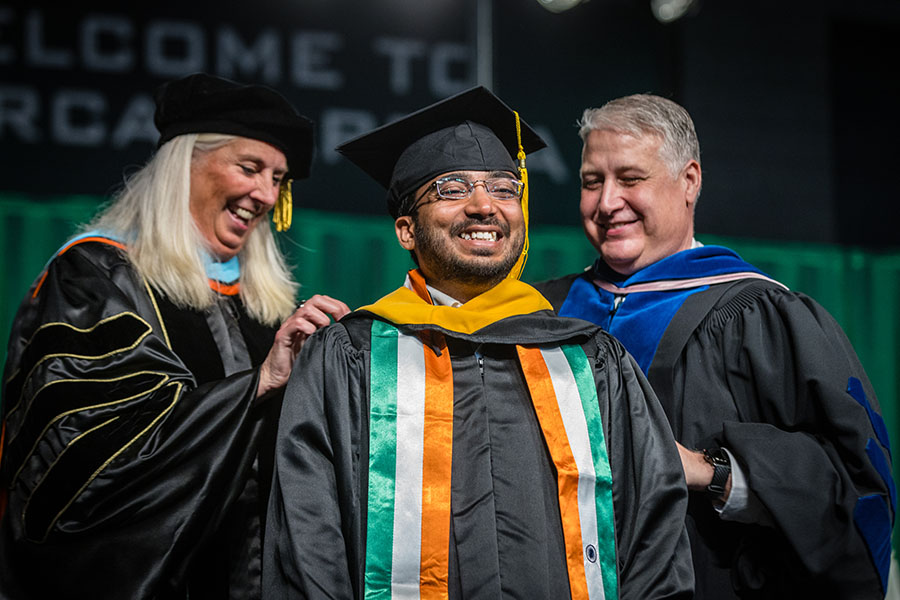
[704,447,730,466]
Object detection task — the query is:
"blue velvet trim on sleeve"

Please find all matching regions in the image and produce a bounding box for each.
[864,437,897,515]
[848,377,891,457]
[848,373,896,594]
[854,491,892,594]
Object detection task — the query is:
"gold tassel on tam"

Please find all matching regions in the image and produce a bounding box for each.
[273,179,293,232]
[507,110,529,280]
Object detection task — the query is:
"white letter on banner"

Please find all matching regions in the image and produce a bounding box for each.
[25,10,73,68]
[144,20,205,77]
[373,38,425,95]
[81,15,134,72]
[52,89,106,146]
[291,31,343,90]
[0,86,41,142]
[320,108,377,165]
[428,42,473,97]
[216,27,282,84]
[110,93,157,148]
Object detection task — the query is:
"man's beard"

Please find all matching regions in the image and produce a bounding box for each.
[413,214,525,288]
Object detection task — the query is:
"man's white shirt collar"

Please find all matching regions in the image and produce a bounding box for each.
[426,285,463,307]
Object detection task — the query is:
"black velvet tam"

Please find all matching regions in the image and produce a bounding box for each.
[154,73,315,179]
[335,86,546,217]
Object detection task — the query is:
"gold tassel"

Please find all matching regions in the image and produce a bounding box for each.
[508,110,529,280]
[273,179,293,232]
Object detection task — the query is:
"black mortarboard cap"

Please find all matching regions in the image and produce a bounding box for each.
[154,73,315,179]
[336,86,546,218]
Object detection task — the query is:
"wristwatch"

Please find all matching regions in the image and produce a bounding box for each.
[703,447,731,499]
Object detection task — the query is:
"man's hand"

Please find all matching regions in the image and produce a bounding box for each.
[257,294,351,398]
[676,441,732,503]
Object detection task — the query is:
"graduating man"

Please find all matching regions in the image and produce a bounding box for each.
[263,87,693,599]
[536,93,895,598]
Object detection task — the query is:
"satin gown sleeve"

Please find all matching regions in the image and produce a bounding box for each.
[671,285,893,597]
[1,242,276,599]
[263,322,366,600]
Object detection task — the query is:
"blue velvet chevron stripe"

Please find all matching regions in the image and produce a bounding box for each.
[559,246,766,374]
[854,459,893,592]
[854,493,891,593]
[847,377,895,593]
[848,377,891,457]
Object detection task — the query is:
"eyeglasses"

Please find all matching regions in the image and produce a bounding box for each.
[432,176,524,201]
[407,175,525,215]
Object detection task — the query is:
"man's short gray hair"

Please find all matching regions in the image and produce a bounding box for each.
[578,94,700,177]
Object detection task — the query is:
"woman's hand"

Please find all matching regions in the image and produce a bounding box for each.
[257,294,351,398]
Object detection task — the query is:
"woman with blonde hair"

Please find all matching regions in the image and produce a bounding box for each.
[0,73,348,599]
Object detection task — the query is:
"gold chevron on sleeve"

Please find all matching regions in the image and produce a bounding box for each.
[4,312,153,419]
[9,371,171,484]
[0,308,189,543]
[20,381,184,543]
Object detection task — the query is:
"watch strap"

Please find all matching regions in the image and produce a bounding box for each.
[703,447,731,498]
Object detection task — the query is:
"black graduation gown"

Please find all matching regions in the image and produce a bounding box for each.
[537,273,894,599]
[0,240,281,600]
[263,307,694,599]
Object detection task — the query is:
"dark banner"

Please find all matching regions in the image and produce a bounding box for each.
[0,1,579,222]
[8,1,893,245]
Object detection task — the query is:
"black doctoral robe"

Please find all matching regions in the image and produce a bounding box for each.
[0,239,282,599]
[263,279,694,599]
[537,250,895,599]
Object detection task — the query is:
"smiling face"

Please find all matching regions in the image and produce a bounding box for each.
[580,128,701,276]
[189,137,288,261]
[394,169,525,302]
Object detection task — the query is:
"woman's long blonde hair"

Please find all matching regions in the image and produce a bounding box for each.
[87,133,298,325]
